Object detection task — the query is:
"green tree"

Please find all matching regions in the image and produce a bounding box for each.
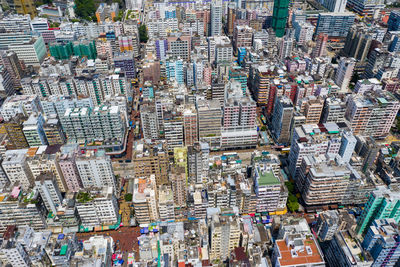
[75,0,96,20]
[124,193,133,202]
[139,24,148,43]
[288,194,297,203]
[285,181,295,193]
[114,10,124,21]
[287,200,299,212]
[395,116,400,133]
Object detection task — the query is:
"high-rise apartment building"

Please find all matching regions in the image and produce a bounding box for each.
[251,65,272,106]
[347,0,384,17]
[40,96,93,118]
[197,99,222,150]
[229,67,247,96]
[221,81,257,149]
[22,113,47,147]
[163,112,184,149]
[3,114,29,149]
[34,173,63,214]
[335,57,356,93]
[272,218,325,267]
[315,210,340,241]
[315,13,355,38]
[227,3,236,36]
[2,150,33,190]
[43,117,66,146]
[0,227,32,266]
[233,25,253,51]
[0,51,24,89]
[294,22,315,46]
[272,0,289,37]
[362,219,400,267]
[58,145,83,192]
[27,148,67,193]
[183,105,198,146]
[320,97,346,123]
[343,26,373,63]
[75,150,117,191]
[338,131,357,163]
[297,155,353,206]
[132,176,158,224]
[356,187,400,235]
[0,66,15,97]
[345,90,400,139]
[158,186,175,221]
[317,0,347,12]
[132,142,169,186]
[288,123,347,179]
[0,189,47,233]
[75,187,118,229]
[253,164,284,213]
[141,103,159,140]
[210,0,222,36]
[271,96,293,145]
[304,97,324,124]
[113,52,136,79]
[312,33,328,58]
[325,230,373,266]
[209,215,241,260]
[170,166,187,207]
[188,142,209,184]
[166,35,191,60]
[208,36,233,64]
[278,36,293,60]
[60,106,125,144]
[8,37,46,67]
[388,11,400,31]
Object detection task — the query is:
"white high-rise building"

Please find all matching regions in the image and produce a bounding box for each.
[317,0,347,12]
[34,174,63,214]
[59,105,125,144]
[210,0,222,36]
[279,36,294,60]
[0,239,31,267]
[288,123,344,180]
[334,57,356,93]
[0,190,47,233]
[75,150,117,191]
[188,142,210,184]
[2,149,33,190]
[338,131,357,163]
[221,80,258,149]
[75,187,118,228]
[27,151,67,193]
[140,103,159,140]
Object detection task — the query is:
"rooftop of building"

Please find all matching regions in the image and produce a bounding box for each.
[257,169,280,186]
[276,218,324,266]
[276,237,323,266]
[351,89,399,107]
[76,187,113,202]
[197,99,221,111]
[75,149,107,159]
[295,122,349,144]
[133,141,166,158]
[2,95,38,106]
[334,230,372,265]
[305,155,353,178]
[372,186,400,202]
